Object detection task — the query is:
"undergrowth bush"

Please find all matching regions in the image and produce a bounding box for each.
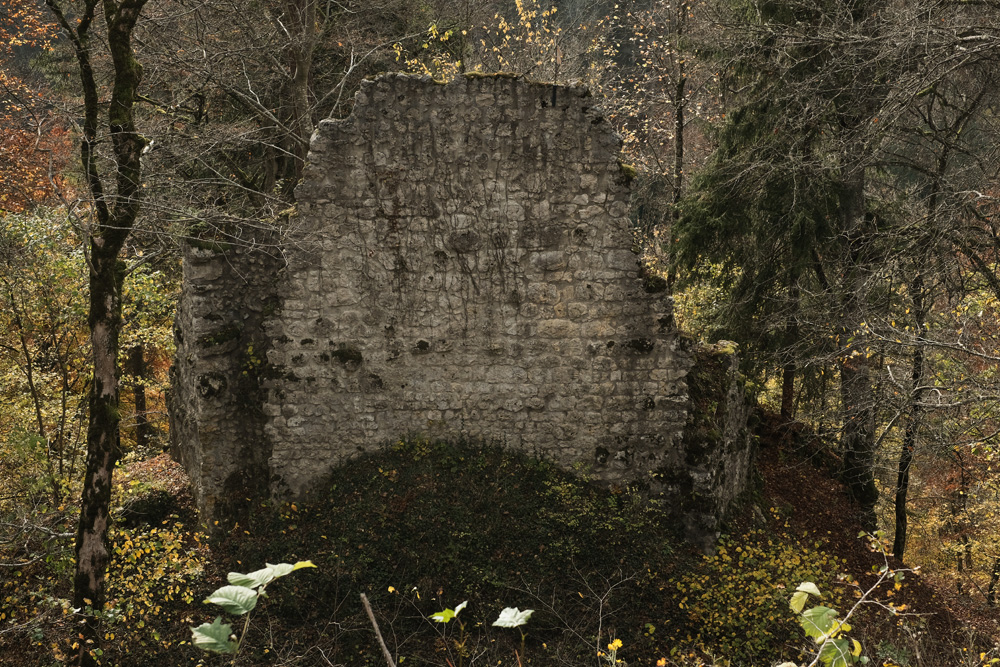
[115,483,179,528]
[0,439,871,666]
[666,516,847,664]
[0,503,206,664]
[225,438,681,665]
[106,520,206,645]
[0,501,75,663]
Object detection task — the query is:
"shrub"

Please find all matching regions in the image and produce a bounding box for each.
[666,524,847,663]
[224,438,681,665]
[104,520,206,656]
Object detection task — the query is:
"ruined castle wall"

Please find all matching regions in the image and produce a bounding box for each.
[264,74,692,495]
[170,74,752,539]
[169,241,282,523]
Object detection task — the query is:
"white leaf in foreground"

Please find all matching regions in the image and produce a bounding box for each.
[795,582,822,598]
[493,607,534,628]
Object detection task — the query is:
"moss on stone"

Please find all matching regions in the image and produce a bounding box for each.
[712,340,739,356]
[186,237,235,253]
[464,71,520,80]
[617,160,638,186]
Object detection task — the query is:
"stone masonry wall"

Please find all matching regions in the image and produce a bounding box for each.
[267,73,691,495]
[169,238,282,524]
[170,73,752,540]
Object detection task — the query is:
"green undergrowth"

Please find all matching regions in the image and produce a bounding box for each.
[1,439,854,666]
[666,518,848,664]
[220,438,682,665]
[211,438,848,666]
[0,471,209,666]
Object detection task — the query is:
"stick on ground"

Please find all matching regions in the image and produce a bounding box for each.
[360,592,396,667]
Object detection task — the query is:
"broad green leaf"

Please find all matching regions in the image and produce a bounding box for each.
[818,637,852,667]
[431,608,456,623]
[228,567,276,589]
[796,582,823,598]
[191,617,238,654]
[800,605,838,641]
[790,591,809,614]
[228,561,316,589]
[267,562,295,579]
[205,585,258,615]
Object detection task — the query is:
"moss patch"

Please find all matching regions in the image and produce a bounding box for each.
[617,159,638,186]
[464,71,521,80]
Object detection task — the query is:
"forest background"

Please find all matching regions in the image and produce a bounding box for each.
[3,0,1000,665]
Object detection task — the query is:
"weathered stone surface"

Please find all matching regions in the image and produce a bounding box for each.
[674,342,755,553]
[168,240,282,524]
[169,73,753,544]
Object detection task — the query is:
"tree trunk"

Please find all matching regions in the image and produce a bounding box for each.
[840,354,877,531]
[127,344,150,451]
[987,557,1000,606]
[73,250,124,665]
[951,447,971,596]
[666,1,686,291]
[272,0,317,197]
[838,166,877,532]
[893,272,925,561]
[780,362,795,424]
[781,280,800,425]
[46,1,149,664]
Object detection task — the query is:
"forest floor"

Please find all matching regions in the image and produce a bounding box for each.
[753,413,999,664]
[3,414,998,666]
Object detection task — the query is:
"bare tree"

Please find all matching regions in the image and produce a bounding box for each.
[44,1,150,664]
[596,0,721,280]
[122,0,426,242]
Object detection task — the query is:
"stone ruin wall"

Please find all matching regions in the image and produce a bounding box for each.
[170,74,752,542]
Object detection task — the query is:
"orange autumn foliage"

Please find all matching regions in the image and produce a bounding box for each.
[0,3,69,211]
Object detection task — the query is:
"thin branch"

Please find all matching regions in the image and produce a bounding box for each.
[360,593,396,667]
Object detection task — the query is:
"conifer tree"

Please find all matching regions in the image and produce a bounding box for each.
[676,0,933,529]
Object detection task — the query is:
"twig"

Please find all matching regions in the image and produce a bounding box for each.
[360,593,396,667]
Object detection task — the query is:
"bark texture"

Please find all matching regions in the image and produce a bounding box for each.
[127,345,150,452]
[46,1,149,664]
[838,166,878,533]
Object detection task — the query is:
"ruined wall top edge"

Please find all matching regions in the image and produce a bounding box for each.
[294,73,620,205]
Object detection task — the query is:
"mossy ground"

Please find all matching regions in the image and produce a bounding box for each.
[214,438,686,666]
